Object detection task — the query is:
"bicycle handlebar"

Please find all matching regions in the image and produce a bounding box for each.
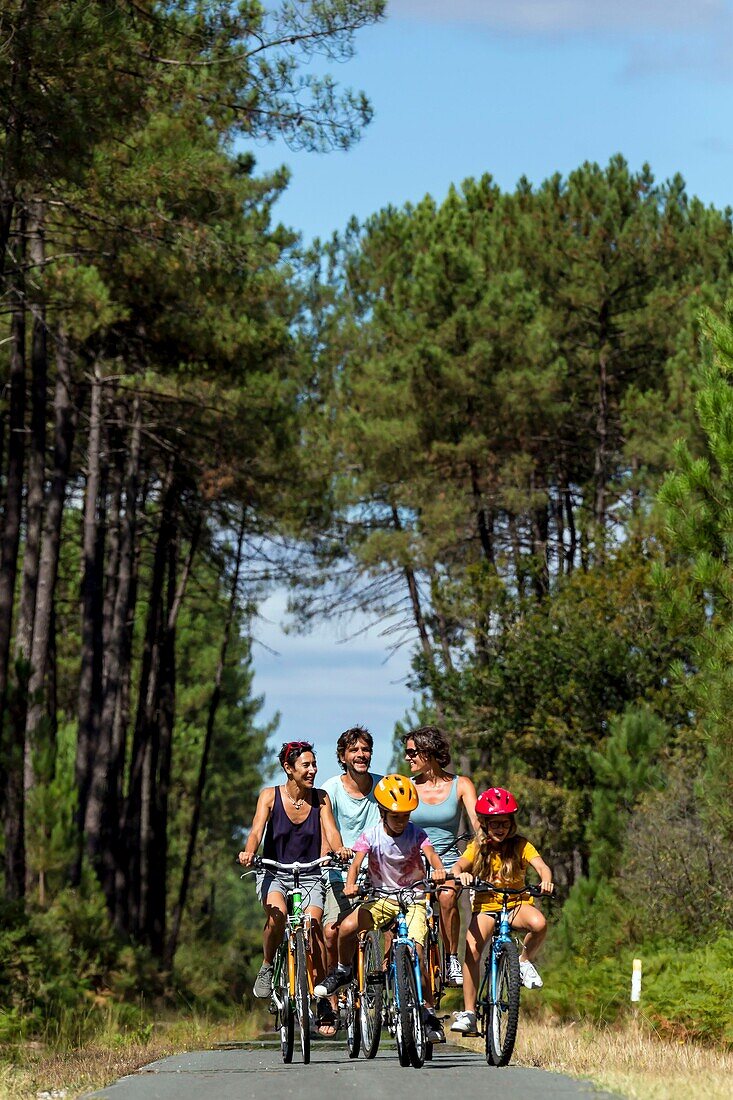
[470,880,546,899]
[353,874,457,901]
[239,854,334,874]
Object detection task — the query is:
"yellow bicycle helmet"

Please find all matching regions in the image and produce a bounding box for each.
[374,773,419,812]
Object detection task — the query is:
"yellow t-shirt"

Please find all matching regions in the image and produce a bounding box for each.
[461,835,539,913]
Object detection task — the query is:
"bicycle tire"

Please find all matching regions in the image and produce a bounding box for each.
[427,928,444,1010]
[486,940,520,1067]
[276,945,294,1064]
[395,942,425,1069]
[345,978,361,1058]
[359,931,383,1059]
[294,927,311,1065]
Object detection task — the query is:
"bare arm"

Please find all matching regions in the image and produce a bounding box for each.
[319,791,350,858]
[528,854,554,894]
[238,787,275,865]
[423,843,446,883]
[343,849,367,896]
[451,853,473,886]
[457,775,480,833]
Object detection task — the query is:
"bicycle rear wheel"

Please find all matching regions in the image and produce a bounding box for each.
[395,943,426,1069]
[360,931,383,1059]
[293,928,311,1065]
[486,940,520,1067]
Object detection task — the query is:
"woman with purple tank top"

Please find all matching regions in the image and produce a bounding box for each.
[239,741,349,1035]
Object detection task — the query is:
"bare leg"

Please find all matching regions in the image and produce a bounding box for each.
[437,884,461,955]
[509,904,547,962]
[337,906,373,965]
[262,895,287,963]
[306,906,325,982]
[461,913,495,1014]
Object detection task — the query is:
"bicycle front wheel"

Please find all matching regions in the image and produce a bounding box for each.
[360,931,383,1059]
[345,975,361,1058]
[486,940,520,1067]
[395,943,426,1069]
[276,945,294,1064]
[427,923,444,1010]
[293,928,311,1065]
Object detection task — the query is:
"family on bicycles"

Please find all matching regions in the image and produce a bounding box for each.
[237,723,554,1049]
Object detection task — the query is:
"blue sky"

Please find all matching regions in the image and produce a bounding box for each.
[250,0,733,776]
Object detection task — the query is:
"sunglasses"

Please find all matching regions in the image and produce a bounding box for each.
[404,748,421,759]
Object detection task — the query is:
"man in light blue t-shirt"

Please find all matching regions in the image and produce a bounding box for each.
[320,725,383,1028]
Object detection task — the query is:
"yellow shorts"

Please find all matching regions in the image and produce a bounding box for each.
[472,893,533,916]
[361,898,427,946]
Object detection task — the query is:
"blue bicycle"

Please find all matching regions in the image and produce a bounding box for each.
[355,883,431,1069]
[473,881,544,1066]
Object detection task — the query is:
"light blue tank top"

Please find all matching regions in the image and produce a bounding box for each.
[410,777,462,864]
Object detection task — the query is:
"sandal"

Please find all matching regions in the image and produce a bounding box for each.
[316,997,339,1038]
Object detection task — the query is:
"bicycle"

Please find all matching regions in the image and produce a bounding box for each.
[240,854,331,1065]
[349,881,435,1069]
[472,881,545,1066]
[343,923,384,1060]
[422,832,471,1058]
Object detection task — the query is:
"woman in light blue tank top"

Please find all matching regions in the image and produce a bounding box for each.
[403,725,480,987]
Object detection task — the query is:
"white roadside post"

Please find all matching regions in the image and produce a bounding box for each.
[631,957,642,1018]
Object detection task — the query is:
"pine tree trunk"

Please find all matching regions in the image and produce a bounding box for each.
[17,200,47,803]
[16,201,46,665]
[165,516,244,967]
[0,217,27,899]
[427,566,454,673]
[530,491,549,600]
[469,461,494,565]
[124,468,177,940]
[145,513,200,956]
[594,303,612,553]
[390,506,432,662]
[563,480,577,575]
[88,399,141,905]
[73,363,105,884]
[26,334,78,743]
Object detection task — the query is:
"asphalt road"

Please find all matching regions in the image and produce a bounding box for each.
[83,1039,622,1099]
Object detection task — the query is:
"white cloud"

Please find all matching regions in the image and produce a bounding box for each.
[389,0,724,34]
[251,591,418,774]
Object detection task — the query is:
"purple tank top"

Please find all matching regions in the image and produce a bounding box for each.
[262,787,322,864]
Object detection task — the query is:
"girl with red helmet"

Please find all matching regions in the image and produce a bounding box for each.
[449,787,554,1036]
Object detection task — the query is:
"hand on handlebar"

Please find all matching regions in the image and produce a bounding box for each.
[457,871,474,887]
[540,880,554,895]
[336,846,353,861]
[343,882,360,898]
[431,866,447,885]
[238,851,256,867]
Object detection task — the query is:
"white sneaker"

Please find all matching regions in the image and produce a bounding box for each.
[520,960,543,989]
[445,954,464,987]
[450,1010,477,1035]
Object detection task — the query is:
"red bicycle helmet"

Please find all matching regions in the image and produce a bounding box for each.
[475,787,518,816]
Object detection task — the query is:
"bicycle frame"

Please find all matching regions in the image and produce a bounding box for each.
[478,892,514,1015]
[472,881,544,1067]
[241,854,331,1065]
[362,884,429,1068]
[270,872,313,1009]
[389,907,425,1009]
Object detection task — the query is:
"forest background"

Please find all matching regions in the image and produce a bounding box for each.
[1,0,733,1073]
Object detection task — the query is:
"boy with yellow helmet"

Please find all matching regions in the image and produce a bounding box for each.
[314,774,447,1041]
